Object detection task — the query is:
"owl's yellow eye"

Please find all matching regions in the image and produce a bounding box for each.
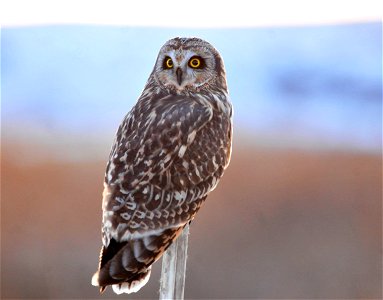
[164,57,173,69]
[189,57,202,68]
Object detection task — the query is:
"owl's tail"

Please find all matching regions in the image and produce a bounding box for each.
[91,227,183,294]
[92,265,151,294]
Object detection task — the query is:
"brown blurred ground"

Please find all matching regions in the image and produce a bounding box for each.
[1,142,382,299]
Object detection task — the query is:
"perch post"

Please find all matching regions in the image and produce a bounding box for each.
[159,224,190,300]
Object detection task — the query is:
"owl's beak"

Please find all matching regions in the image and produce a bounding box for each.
[176,67,183,85]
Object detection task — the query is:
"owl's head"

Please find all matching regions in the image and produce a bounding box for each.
[152,37,227,92]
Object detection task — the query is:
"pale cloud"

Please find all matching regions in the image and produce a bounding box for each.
[1,0,382,27]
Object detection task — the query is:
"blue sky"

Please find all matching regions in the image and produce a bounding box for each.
[2,23,382,156]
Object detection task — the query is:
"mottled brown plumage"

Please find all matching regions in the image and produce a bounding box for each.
[92,37,232,294]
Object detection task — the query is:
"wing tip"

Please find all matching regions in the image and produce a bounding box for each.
[91,272,99,287]
[91,271,107,293]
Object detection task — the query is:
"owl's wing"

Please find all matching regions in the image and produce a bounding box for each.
[102,93,214,243]
[107,94,213,189]
[93,94,217,292]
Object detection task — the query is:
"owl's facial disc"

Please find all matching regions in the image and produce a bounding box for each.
[155,48,216,91]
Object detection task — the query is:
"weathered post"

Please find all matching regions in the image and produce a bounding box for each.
[159,224,190,300]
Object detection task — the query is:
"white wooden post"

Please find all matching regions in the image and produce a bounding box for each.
[159,224,190,300]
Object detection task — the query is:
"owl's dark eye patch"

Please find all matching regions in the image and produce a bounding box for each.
[163,56,173,69]
[188,56,205,69]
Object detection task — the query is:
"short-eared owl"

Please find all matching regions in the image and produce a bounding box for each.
[92,37,233,294]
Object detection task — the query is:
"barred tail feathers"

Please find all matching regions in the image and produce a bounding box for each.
[92,227,183,294]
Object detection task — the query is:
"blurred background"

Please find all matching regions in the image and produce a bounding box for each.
[1,1,382,299]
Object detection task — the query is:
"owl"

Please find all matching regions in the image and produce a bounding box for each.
[91,37,233,294]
